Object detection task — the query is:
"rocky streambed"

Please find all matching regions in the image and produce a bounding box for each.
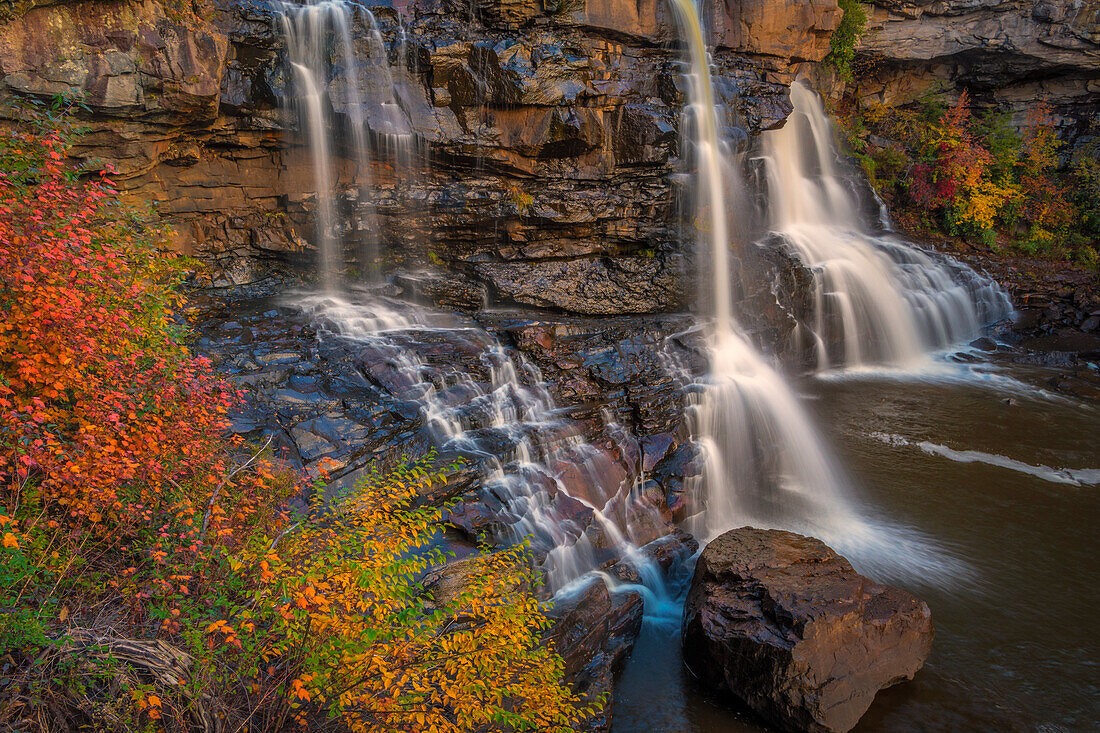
[189,277,1100,733]
[189,287,712,726]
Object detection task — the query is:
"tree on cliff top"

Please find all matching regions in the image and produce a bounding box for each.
[826,0,867,83]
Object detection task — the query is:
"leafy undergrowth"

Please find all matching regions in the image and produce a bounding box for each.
[0,102,595,732]
[837,91,1100,270]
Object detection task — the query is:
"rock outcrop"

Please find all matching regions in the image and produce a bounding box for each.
[190,297,698,728]
[682,527,934,733]
[190,297,709,555]
[545,577,645,731]
[854,0,1100,146]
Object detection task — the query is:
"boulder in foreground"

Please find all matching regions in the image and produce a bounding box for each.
[682,528,933,733]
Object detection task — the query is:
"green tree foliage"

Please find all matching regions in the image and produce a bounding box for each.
[826,0,868,83]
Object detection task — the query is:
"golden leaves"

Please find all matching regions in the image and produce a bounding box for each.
[226,454,594,733]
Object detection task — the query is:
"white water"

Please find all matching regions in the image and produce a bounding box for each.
[277,0,668,598]
[296,291,666,594]
[869,432,1100,487]
[666,0,958,583]
[278,1,419,288]
[277,0,983,596]
[760,81,1012,370]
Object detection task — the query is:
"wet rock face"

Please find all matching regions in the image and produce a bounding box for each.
[475,254,689,314]
[487,312,706,434]
[0,0,227,118]
[545,577,645,731]
[0,0,831,313]
[191,295,709,545]
[191,296,708,728]
[682,528,934,733]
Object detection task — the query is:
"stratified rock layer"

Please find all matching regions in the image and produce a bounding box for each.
[0,0,839,305]
[682,528,934,733]
[856,0,1099,144]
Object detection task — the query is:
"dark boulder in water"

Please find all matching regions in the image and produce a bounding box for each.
[682,528,933,733]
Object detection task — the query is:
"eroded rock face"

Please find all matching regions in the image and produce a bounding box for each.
[476,254,688,314]
[712,0,841,61]
[0,0,227,118]
[190,297,711,559]
[855,0,1099,148]
[0,0,840,313]
[682,528,934,733]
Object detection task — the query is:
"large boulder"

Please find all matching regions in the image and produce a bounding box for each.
[682,528,934,733]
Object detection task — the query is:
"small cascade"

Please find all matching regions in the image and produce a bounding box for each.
[277,0,419,288]
[760,81,1012,369]
[296,292,667,595]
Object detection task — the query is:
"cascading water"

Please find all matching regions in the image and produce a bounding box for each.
[760,81,1012,370]
[276,0,668,600]
[296,292,667,594]
[667,0,859,548]
[278,0,418,288]
[664,0,957,581]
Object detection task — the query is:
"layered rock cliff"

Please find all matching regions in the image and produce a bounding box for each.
[854,0,1100,143]
[0,0,840,311]
[0,0,1094,316]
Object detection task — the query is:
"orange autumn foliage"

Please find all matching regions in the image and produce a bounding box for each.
[0,105,293,658]
[1,109,593,733]
[0,122,235,519]
[911,91,1019,232]
[1016,103,1077,248]
[844,91,1092,262]
[223,457,601,733]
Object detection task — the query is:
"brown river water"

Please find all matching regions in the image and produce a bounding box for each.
[613,357,1100,733]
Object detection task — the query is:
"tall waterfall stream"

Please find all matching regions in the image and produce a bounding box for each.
[233,1,1100,729]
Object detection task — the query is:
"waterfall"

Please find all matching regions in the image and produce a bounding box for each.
[760,81,1012,369]
[666,0,914,570]
[278,0,418,288]
[297,293,666,595]
[669,0,741,333]
[276,1,667,599]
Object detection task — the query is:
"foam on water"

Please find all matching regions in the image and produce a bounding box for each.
[870,432,1100,487]
[759,81,1013,370]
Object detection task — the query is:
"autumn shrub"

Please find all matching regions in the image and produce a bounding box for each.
[0,99,299,725]
[839,91,1095,265]
[193,456,599,733]
[0,100,277,639]
[1070,128,1100,267]
[1,105,592,732]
